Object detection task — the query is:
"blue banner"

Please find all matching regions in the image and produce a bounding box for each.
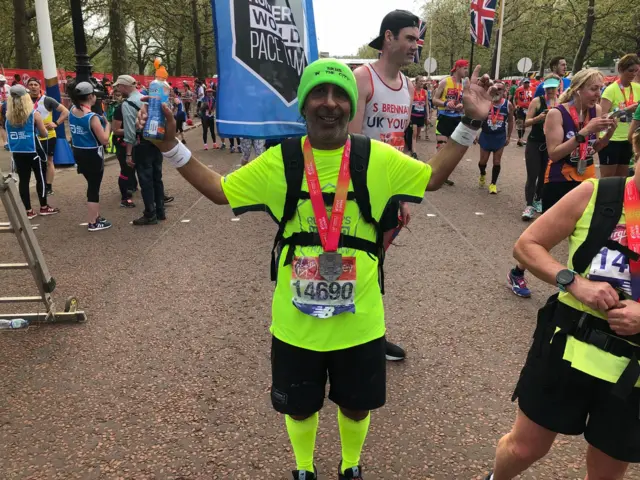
[211,0,318,139]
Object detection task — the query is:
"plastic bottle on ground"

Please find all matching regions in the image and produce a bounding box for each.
[0,318,29,329]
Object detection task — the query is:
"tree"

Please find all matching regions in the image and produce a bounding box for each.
[109,0,128,77]
[12,0,36,68]
[355,44,379,59]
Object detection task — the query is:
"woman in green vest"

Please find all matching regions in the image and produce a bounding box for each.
[485,129,640,480]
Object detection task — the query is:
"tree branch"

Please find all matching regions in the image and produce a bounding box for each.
[89,36,110,60]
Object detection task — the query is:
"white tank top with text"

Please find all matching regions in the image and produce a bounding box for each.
[361,64,411,151]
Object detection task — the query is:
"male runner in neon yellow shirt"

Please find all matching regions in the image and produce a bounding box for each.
[136,58,493,480]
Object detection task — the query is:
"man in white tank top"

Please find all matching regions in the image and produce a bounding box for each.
[350,9,420,362]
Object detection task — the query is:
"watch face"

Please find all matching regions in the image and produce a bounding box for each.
[557,269,574,285]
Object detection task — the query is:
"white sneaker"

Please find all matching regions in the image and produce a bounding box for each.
[521,206,535,221]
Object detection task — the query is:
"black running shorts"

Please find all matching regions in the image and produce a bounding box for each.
[512,306,640,463]
[541,181,579,213]
[598,140,634,167]
[270,335,386,416]
[435,115,461,138]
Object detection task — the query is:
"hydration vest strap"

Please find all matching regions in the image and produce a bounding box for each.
[297,191,357,203]
[280,232,378,267]
[272,135,384,292]
[572,177,626,274]
[552,301,640,402]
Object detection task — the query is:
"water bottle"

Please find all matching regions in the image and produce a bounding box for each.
[143,58,171,141]
[0,318,29,330]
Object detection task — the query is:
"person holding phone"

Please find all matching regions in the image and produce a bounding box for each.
[507,69,617,299]
[599,54,640,178]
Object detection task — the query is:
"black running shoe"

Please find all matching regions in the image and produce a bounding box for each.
[338,464,364,479]
[120,199,136,208]
[385,340,406,361]
[444,179,455,186]
[164,195,175,204]
[292,466,317,480]
[132,215,158,226]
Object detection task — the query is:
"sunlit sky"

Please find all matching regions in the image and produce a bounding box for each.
[312,0,423,57]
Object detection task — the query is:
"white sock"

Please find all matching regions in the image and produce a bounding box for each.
[490,475,494,480]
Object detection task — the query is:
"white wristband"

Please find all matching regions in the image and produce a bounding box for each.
[162,142,192,169]
[450,122,479,147]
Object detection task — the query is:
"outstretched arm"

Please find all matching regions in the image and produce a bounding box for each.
[426,66,493,190]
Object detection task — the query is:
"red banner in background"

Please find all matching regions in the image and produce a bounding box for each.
[2,68,218,93]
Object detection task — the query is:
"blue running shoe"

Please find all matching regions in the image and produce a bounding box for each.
[507,270,531,298]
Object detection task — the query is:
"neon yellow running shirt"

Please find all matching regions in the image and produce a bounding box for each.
[221,136,431,351]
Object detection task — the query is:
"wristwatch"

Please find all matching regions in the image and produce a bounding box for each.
[461,115,483,129]
[556,269,576,292]
[575,132,587,144]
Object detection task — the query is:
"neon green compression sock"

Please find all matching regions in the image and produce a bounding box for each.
[338,409,371,473]
[285,413,319,472]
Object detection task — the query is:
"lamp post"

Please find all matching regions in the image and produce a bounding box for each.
[69,0,92,83]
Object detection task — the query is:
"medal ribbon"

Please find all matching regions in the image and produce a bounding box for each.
[568,104,590,162]
[618,79,634,106]
[624,180,640,301]
[302,136,351,252]
[490,100,502,126]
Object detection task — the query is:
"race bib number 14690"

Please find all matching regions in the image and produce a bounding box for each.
[291,256,356,319]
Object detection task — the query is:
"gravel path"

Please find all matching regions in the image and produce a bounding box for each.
[1,128,637,479]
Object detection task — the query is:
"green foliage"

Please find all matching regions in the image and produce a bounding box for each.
[351,0,639,77]
[0,0,217,77]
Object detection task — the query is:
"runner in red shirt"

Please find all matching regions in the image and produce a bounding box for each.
[514,79,533,146]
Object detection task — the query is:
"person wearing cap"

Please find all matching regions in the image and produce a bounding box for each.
[26,77,69,196]
[533,56,571,98]
[433,58,470,185]
[69,81,112,231]
[182,81,194,119]
[134,57,493,480]
[520,75,560,221]
[199,87,219,150]
[349,9,421,362]
[0,74,10,150]
[514,79,534,146]
[117,73,170,225]
[4,84,60,218]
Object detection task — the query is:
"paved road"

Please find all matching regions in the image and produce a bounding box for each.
[0,126,636,480]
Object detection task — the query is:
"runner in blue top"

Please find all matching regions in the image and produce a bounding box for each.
[477,82,514,194]
[4,85,60,218]
[69,82,112,232]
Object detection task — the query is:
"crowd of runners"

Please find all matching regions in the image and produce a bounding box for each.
[2,6,640,480]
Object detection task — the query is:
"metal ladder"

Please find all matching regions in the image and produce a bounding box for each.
[0,170,86,323]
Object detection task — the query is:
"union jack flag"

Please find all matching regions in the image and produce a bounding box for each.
[470,0,497,48]
[413,19,427,64]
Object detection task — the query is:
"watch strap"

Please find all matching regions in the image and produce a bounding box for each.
[461,116,483,129]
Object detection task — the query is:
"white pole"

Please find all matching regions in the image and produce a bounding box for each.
[427,21,433,78]
[35,0,58,80]
[494,0,506,79]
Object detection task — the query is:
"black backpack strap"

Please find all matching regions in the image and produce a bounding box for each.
[124,99,141,112]
[349,134,387,294]
[271,138,304,281]
[572,177,626,274]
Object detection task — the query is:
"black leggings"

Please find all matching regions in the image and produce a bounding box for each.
[82,169,104,203]
[13,153,47,210]
[227,137,240,147]
[524,139,548,206]
[115,141,137,200]
[202,116,215,144]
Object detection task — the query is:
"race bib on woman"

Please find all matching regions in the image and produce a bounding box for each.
[291,256,356,319]
[588,225,632,296]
